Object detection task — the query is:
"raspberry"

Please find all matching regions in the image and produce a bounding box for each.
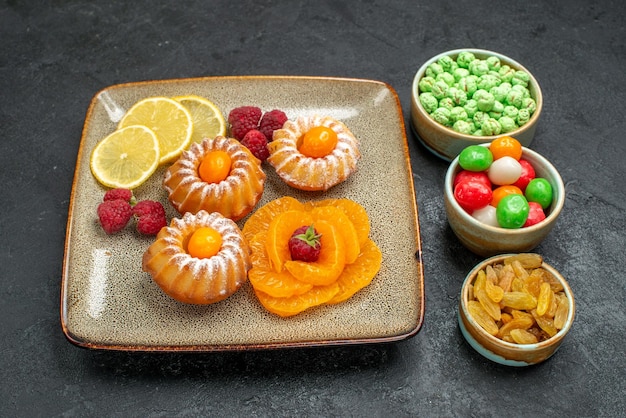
[228,106,262,140]
[258,109,288,141]
[97,200,133,234]
[132,200,165,218]
[132,200,167,235]
[288,225,321,262]
[136,213,167,235]
[103,188,133,203]
[241,129,270,161]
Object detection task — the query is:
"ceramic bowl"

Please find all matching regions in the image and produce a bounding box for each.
[411,48,543,161]
[444,144,564,257]
[458,254,575,366]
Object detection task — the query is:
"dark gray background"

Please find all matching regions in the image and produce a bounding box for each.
[2,0,625,416]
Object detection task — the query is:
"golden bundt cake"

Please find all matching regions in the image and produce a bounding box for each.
[164,136,266,221]
[267,115,361,191]
[142,210,251,305]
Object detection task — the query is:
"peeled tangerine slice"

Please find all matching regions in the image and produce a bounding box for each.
[283,220,346,286]
[248,231,313,298]
[254,283,340,318]
[310,205,360,264]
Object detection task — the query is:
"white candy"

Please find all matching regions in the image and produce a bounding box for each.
[472,205,499,227]
[488,156,522,185]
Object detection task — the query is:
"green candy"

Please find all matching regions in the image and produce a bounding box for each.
[517,108,530,126]
[439,97,455,111]
[463,99,479,118]
[488,101,504,119]
[458,76,478,96]
[418,76,436,93]
[459,145,493,171]
[499,116,518,133]
[469,59,490,76]
[419,92,438,113]
[474,89,495,112]
[450,106,469,123]
[512,70,530,87]
[496,194,530,228]
[431,80,449,99]
[505,88,524,108]
[522,97,537,114]
[477,74,499,91]
[437,55,456,72]
[431,107,451,126]
[481,117,502,136]
[525,178,553,209]
[452,120,474,134]
[448,87,468,106]
[436,71,456,86]
[503,105,519,119]
[486,56,502,71]
[453,67,470,82]
[498,65,516,83]
[425,62,444,78]
[457,51,476,68]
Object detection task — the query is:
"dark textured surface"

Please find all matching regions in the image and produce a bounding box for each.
[1,0,625,416]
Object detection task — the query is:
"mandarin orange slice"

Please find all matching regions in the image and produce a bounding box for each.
[254,283,340,317]
[284,220,346,286]
[310,205,360,264]
[308,198,370,246]
[248,231,313,298]
[242,196,305,242]
[327,239,382,304]
[265,210,314,273]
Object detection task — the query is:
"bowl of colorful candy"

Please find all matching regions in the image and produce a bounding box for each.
[444,136,564,257]
[458,253,575,366]
[410,48,542,161]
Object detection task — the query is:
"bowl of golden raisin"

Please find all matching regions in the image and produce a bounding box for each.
[458,253,575,366]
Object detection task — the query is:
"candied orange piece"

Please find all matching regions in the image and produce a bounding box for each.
[254,283,340,317]
[308,198,370,246]
[265,210,314,273]
[284,220,346,286]
[328,239,382,304]
[248,231,313,298]
[311,205,360,264]
[242,196,305,242]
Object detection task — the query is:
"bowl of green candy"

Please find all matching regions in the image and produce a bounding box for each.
[410,49,543,161]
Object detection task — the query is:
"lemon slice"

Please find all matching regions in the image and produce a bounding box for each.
[118,97,192,164]
[173,95,226,144]
[90,125,160,189]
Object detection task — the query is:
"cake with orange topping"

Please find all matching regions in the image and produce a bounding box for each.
[163,136,266,221]
[267,115,361,191]
[142,210,251,304]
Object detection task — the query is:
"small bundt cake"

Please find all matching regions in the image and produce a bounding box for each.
[267,115,361,191]
[142,210,251,305]
[164,136,266,221]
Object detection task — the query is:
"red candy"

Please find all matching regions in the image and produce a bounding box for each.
[454,170,491,188]
[454,180,493,212]
[523,201,546,227]
[512,159,536,191]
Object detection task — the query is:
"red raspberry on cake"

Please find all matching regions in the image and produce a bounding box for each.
[258,109,288,141]
[241,129,270,161]
[228,106,262,141]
